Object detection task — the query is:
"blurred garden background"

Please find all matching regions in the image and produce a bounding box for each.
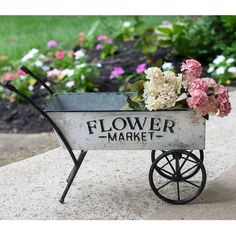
[0,16,236,133]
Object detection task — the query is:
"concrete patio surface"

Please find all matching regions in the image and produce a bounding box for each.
[0,91,236,220]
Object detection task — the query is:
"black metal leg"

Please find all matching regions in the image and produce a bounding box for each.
[59,150,87,204]
[66,165,77,182]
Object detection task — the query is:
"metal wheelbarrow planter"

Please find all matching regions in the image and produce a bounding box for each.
[1,66,206,205]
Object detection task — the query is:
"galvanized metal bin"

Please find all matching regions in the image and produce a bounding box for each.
[45,93,206,151]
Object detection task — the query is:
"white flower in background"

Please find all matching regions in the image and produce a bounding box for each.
[39,54,46,60]
[21,48,39,62]
[65,81,75,88]
[228,67,236,74]
[28,85,34,91]
[123,21,131,28]
[20,75,26,80]
[76,63,87,69]
[62,69,74,77]
[42,65,50,71]
[213,55,225,65]
[226,58,235,64]
[215,66,225,75]
[162,62,173,71]
[96,63,102,68]
[207,66,214,73]
[81,74,85,81]
[74,50,85,60]
[35,60,43,67]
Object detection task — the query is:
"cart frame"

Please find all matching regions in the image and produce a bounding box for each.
[1,66,206,204]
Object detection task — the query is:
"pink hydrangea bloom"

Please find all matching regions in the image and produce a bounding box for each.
[136,63,146,74]
[96,44,102,50]
[181,59,202,80]
[47,40,58,48]
[189,78,208,92]
[202,77,217,88]
[110,67,124,80]
[187,88,209,117]
[216,85,231,117]
[56,51,64,59]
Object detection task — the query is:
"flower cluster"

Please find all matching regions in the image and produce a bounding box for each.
[181,59,231,118]
[142,67,182,110]
[128,59,231,119]
[207,55,236,85]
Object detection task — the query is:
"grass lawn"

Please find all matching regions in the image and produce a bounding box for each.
[0,16,175,62]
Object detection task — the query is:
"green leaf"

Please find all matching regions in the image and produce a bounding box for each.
[158,38,172,46]
[156,59,163,68]
[130,80,145,97]
[127,95,141,110]
[157,25,172,36]
[142,44,157,53]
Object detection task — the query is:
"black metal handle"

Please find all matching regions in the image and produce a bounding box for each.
[21,65,54,95]
[0,80,78,165]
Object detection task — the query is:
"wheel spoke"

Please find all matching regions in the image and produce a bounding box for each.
[165,156,176,174]
[160,157,174,170]
[157,180,173,191]
[177,181,180,201]
[181,156,197,164]
[181,163,199,175]
[182,179,200,188]
[156,166,173,176]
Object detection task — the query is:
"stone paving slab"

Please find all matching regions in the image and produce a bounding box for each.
[0,91,235,220]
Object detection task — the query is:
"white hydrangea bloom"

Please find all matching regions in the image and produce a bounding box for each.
[207,66,214,73]
[213,55,225,65]
[226,58,235,64]
[215,66,225,75]
[228,67,236,73]
[142,67,181,111]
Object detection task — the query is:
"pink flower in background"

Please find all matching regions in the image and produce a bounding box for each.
[181,59,202,81]
[189,78,208,92]
[56,51,64,59]
[187,88,209,117]
[78,32,85,42]
[96,44,102,51]
[47,40,58,48]
[110,67,124,80]
[216,85,231,117]
[17,69,25,76]
[136,63,146,74]
[67,51,75,57]
[47,69,63,79]
[97,34,109,41]
[5,73,18,81]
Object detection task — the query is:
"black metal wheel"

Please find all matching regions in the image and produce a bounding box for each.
[149,150,206,204]
[151,150,204,180]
